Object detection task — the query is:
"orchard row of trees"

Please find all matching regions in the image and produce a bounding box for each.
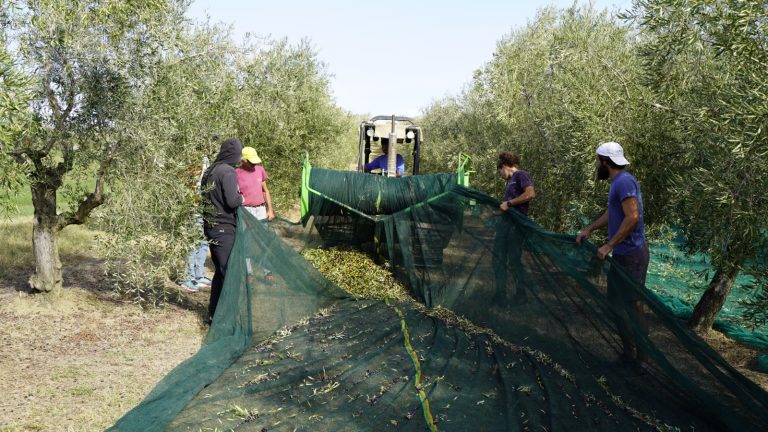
[0,0,357,303]
[1,0,765,332]
[420,1,767,334]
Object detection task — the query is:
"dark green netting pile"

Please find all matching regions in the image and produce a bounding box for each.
[111,168,768,431]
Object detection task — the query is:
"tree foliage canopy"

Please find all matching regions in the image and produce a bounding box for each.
[97,23,356,304]
[422,6,664,233]
[421,1,768,331]
[0,31,32,209]
[630,0,768,271]
[1,0,185,220]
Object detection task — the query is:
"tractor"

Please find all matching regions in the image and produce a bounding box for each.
[356,115,423,177]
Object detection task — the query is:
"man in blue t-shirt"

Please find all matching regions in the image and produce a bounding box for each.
[576,141,649,369]
[364,139,405,177]
[493,152,536,305]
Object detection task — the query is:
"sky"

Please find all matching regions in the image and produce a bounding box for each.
[187,0,632,118]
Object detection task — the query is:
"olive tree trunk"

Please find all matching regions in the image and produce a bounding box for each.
[688,267,740,335]
[28,180,63,294]
[25,156,108,295]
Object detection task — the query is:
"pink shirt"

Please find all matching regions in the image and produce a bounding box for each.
[236,165,269,206]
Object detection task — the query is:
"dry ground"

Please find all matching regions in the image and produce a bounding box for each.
[0,218,208,432]
[0,288,206,432]
[703,330,768,389]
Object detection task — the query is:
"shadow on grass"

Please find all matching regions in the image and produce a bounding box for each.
[1,254,214,327]
[2,253,125,299]
[165,285,211,325]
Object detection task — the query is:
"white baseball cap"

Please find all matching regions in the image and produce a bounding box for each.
[596,141,630,166]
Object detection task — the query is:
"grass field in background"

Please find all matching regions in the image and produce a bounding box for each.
[3,185,34,217]
[0,218,98,274]
[1,176,99,274]
[2,168,98,218]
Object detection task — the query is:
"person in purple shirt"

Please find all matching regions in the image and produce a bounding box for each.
[493,152,536,305]
[364,139,405,177]
[498,152,536,215]
[576,141,649,369]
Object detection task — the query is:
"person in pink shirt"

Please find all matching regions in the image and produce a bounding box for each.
[236,146,275,222]
[236,146,275,283]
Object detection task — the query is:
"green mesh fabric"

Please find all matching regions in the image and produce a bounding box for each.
[645,240,768,364]
[307,168,457,216]
[111,170,768,431]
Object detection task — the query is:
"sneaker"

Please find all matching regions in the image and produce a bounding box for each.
[196,277,212,288]
[181,280,199,292]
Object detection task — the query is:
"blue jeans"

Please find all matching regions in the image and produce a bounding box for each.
[184,218,208,281]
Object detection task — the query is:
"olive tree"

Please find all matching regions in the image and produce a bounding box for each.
[97,26,355,304]
[630,0,768,334]
[0,0,185,295]
[232,38,355,213]
[423,5,668,233]
[95,21,241,304]
[420,90,511,194]
[0,30,31,210]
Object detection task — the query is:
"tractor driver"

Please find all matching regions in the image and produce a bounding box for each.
[364,138,405,177]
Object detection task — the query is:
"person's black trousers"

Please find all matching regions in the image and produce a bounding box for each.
[204,225,236,319]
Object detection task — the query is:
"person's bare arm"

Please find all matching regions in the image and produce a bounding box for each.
[500,185,535,211]
[262,181,275,221]
[576,211,609,244]
[596,197,639,259]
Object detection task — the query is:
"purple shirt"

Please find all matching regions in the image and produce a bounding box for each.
[365,154,405,176]
[608,171,646,255]
[503,170,533,216]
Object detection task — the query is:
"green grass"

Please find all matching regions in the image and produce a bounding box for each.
[50,365,84,382]
[70,386,96,397]
[0,172,99,273]
[0,218,97,273]
[2,185,34,217]
[3,169,98,218]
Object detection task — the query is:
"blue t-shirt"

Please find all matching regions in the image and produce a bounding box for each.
[608,171,646,255]
[366,154,405,176]
[503,170,533,216]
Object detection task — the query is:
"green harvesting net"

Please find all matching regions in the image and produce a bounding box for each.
[645,239,768,365]
[110,167,768,431]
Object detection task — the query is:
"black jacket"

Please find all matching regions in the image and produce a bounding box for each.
[202,138,243,229]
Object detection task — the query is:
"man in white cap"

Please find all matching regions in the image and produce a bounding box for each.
[576,141,649,369]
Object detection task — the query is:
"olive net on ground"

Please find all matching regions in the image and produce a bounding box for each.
[645,239,768,369]
[111,169,768,432]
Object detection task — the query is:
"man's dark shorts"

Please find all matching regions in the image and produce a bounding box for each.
[607,243,650,304]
